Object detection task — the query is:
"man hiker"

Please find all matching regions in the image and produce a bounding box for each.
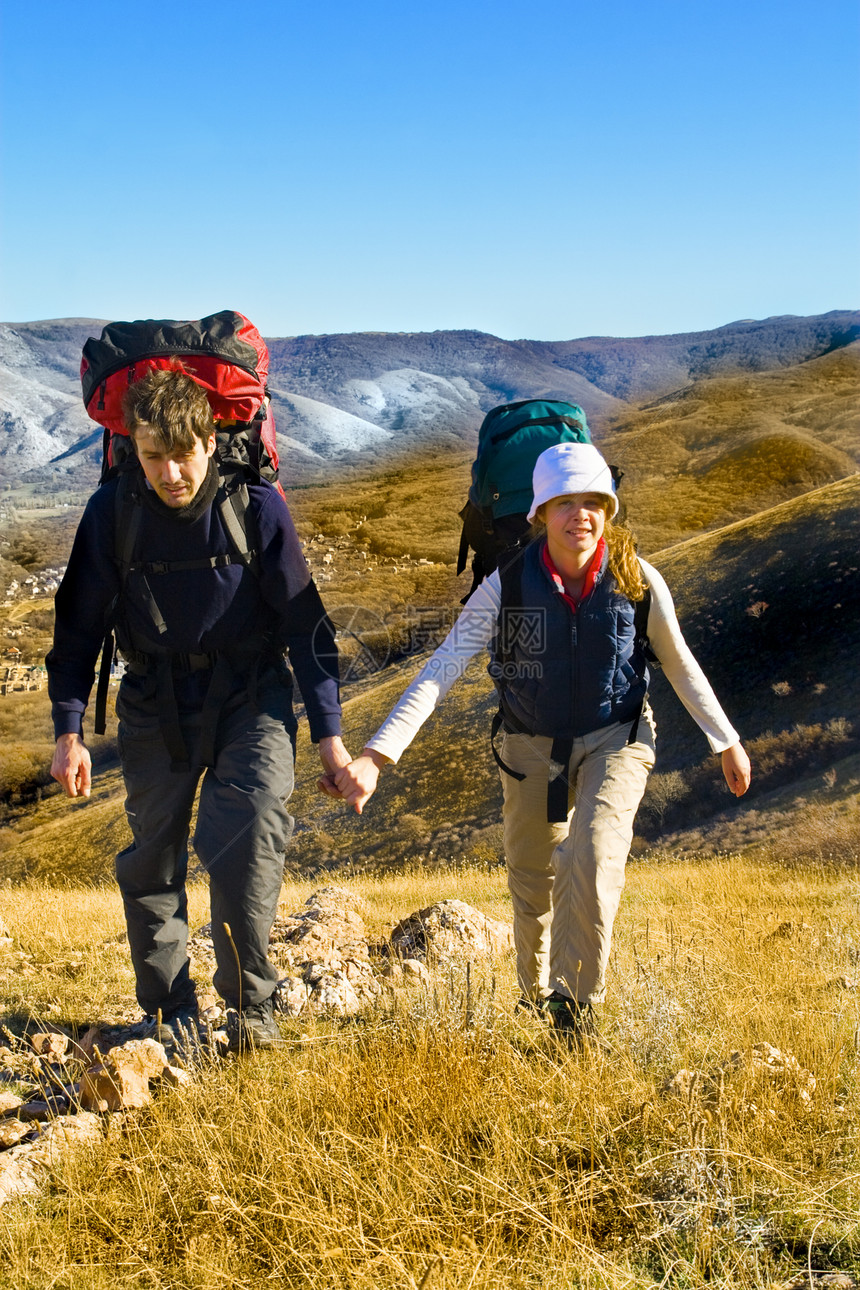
[47,369,351,1052]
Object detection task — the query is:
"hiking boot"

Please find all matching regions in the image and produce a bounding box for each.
[225,998,281,1053]
[544,991,606,1049]
[148,998,201,1059]
[515,995,550,1018]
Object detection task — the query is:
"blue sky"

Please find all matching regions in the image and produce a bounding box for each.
[0,0,857,340]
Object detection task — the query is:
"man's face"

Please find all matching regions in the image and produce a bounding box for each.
[133,426,216,508]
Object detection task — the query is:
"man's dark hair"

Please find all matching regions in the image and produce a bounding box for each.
[123,367,215,452]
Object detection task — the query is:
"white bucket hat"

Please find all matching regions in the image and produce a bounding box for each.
[527,442,619,522]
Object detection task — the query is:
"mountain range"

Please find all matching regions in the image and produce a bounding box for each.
[1,310,857,489]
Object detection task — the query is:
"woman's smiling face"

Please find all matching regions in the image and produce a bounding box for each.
[541,492,607,561]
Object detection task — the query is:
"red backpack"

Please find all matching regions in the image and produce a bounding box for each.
[80,309,282,493]
[80,311,285,746]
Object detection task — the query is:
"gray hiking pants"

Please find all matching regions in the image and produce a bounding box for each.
[499,707,656,1005]
[114,665,296,1015]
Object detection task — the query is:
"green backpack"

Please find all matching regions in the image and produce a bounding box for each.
[457,399,592,597]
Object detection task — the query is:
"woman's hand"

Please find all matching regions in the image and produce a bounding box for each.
[317,735,353,798]
[334,748,392,814]
[721,743,751,797]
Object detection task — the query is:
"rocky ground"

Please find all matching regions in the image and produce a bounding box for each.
[0,890,854,1290]
[0,887,513,1206]
[300,529,443,586]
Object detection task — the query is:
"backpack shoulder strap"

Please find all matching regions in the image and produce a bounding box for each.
[633,585,651,648]
[487,539,528,776]
[94,469,141,735]
[624,568,656,749]
[114,466,143,575]
[215,471,260,576]
[633,562,659,665]
[456,505,471,577]
[496,542,526,668]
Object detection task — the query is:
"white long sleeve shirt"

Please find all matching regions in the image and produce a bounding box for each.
[365,558,739,763]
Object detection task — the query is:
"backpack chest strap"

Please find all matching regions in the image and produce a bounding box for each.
[127,552,254,576]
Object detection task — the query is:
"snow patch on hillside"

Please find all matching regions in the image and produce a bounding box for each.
[0,366,93,475]
[273,392,392,455]
[339,368,481,429]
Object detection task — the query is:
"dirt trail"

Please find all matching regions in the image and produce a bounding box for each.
[4,597,53,623]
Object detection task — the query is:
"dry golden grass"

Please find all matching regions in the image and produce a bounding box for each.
[289,449,473,566]
[600,344,860,555]
[0,854,858,1288]
[0,763,128,884]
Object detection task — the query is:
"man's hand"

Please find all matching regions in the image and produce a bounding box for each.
[333,748,391,814]
[51,733,92,799]
[317,735,353,798]
[721,743,751,797]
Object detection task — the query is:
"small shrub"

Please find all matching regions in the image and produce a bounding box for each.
[638,719,858,840]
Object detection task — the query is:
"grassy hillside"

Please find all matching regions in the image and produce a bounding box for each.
[615,476,859,850]
[2,476,858,883]
[647,474,860,747]
[2,376,858,879]
[601,343,860,554]
[289,448,472,569]
[653,749,860,861]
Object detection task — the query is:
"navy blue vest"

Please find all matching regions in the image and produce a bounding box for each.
[489,539,649,739]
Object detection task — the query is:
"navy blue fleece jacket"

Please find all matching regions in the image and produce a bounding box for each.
[47,474,342,742]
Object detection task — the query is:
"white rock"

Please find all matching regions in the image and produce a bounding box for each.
[390,900,514,965]
[313,974,361,1015]
[0,1112,101,1208]
[30,1031,69,1061]
[0,1119,34,1149]
[276,978,312,1018]
[80,1038,169,1112]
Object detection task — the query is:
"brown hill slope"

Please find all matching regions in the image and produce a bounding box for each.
[2,468,856,883]
[301,473,859,870]
[645,473,860,760]
[601,342,859,554]
[228,476,860,871]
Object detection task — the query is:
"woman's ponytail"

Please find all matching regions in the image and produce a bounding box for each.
[605,519,646,602]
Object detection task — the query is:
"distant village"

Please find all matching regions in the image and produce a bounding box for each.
[3,565,66,606]
[1,565,66,695]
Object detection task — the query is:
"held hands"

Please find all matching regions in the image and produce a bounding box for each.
[317,735,353,798]
[333,749,391,814]
[721,742,751,797]
[51,734,92,799]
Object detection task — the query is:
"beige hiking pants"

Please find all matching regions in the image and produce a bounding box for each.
[499,707,656,1005]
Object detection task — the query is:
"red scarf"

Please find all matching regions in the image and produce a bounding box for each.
[541,537,606,610]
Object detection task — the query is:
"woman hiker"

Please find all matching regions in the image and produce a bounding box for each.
[334,443,751,1038]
